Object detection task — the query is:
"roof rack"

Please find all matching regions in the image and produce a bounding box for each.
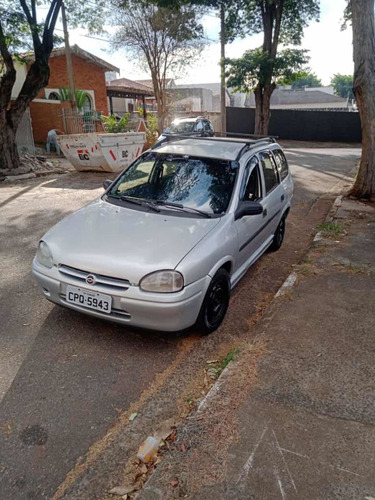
[151,133,278,159]
[216,131,278,142]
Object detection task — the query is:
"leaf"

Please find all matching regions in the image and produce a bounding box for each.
[129,412,137,421]
[154,418,176,441]
[108,486,135,495]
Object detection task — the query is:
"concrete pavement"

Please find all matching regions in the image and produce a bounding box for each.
[140,198,375,499]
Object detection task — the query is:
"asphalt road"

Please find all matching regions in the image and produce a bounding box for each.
[0,145,360,499]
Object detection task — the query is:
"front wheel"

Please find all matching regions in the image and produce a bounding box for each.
[196,269,230,335]
[269,216,286,251]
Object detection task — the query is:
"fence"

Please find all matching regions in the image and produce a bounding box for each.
[16,108,35,154]
[226,107,362,143]
[62,109,104,134]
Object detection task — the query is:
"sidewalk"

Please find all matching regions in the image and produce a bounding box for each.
[139,198,375,500]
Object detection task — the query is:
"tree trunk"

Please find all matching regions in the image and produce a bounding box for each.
[220,3,226,134]
[254,84,274,135]
[349,0,375,200]
[0,110,20,170]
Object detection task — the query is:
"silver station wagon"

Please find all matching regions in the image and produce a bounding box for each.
[32,136,293,334]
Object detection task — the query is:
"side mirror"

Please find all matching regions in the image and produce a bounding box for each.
[103,180,112,190]
[235,201,263,220]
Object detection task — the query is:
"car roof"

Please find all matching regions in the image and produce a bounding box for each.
[153,137,276,161]
[173,117,202,123]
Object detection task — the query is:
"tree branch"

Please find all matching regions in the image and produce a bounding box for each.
[0,20,16,110]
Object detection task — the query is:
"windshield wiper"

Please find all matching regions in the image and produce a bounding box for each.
[120,196,160,213]
[155,200,211,218]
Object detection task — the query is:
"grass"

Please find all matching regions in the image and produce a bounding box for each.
[213,349,239,378]
[317,222,344,238]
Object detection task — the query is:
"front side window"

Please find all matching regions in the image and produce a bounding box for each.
[108,153,238,215]
[240,156,263,202]
[260,151,279,194]
[273,149,289,181]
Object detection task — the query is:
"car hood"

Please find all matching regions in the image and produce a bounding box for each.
[43,198,220,284]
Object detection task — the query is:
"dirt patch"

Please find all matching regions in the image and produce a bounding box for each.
[158,335,267,497]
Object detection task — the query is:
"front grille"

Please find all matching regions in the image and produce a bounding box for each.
[58,264,130,291]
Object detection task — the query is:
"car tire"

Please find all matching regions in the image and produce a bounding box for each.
[196,268,231,335]
[269,216,286,251]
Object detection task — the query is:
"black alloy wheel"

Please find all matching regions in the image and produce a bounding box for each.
[269,216,286,251]
[196,268,230,334]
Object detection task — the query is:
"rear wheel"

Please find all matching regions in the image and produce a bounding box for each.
[269,216,286,251]
[196,269,230,334]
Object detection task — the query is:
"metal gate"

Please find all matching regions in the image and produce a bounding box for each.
[62,109,102,134]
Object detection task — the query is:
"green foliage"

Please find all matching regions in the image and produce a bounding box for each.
[291,71,322,89]
[226,47,309,93]
[101,114,131,133]
[317,222,344,238]
[58,87,89,111]
[331,73,354,98]
[0,1,105,58]
[111,1,205,75]
[138,107,159,146]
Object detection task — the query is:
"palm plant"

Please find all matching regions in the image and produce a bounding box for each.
[58,87,89,112]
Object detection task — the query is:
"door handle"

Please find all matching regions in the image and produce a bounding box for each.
[281,194,285,202]
[263,209,268,218]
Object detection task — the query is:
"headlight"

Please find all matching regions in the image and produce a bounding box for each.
[140,270,184,293]
[36,241,54,268]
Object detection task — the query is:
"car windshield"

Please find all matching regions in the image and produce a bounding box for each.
[165,121,195,134]
[108,153,238,215]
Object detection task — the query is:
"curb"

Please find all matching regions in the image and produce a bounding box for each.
[313,194,343,244]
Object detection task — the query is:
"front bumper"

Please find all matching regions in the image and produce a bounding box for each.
[32,259,210,332]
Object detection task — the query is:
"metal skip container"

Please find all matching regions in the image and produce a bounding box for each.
[57,132,146,172]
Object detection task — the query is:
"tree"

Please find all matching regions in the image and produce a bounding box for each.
[226,0,319,135]
[226,47,309,132]
[111,1,205,133]
[291,70,322,89]
[330,73,354,98]
[349,0,375,199]
[0,1,105,171]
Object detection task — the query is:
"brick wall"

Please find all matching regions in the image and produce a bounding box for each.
[29,100,70,143]
[35,54,109,114]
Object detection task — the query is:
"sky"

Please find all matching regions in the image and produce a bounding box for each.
[64,0,353,86]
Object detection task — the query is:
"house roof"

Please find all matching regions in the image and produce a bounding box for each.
[24,45,119,72]
[106,77,154,98]
[137,78,175,89]
[108,77,154,93]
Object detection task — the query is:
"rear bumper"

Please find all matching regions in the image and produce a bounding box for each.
[32,259,210,332]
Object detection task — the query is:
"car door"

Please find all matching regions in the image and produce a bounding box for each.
[234,155,266,274]
[258,150,283,239]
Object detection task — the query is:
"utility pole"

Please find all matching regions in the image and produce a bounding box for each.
[220,2,226,135]
[61,1,76,111]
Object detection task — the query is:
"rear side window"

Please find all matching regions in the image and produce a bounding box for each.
[273,149,289,181]
[259,151,279,194]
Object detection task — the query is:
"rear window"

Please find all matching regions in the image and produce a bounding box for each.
[273,149,289,181]
[260,151,279,194]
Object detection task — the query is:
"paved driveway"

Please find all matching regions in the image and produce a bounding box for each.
[0,146,360,499]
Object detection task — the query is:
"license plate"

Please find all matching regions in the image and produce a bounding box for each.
[66,285,112,314]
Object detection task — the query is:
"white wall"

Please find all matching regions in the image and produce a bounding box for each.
[11,62,27,99]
